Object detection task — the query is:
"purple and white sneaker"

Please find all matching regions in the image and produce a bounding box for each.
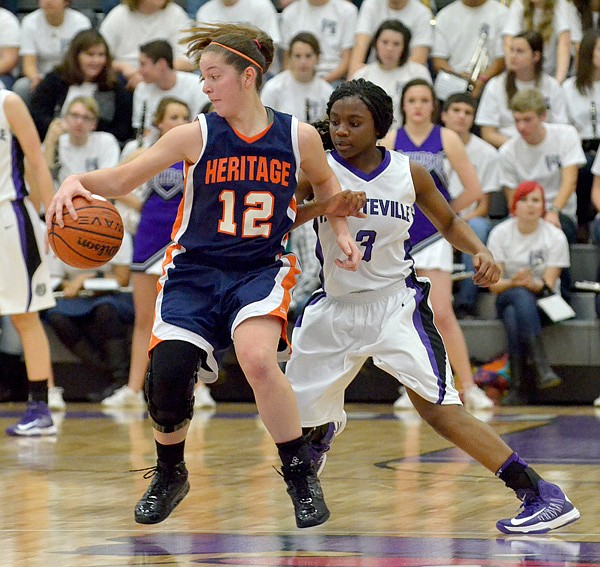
[6,401,57,437]
[497,480,580,534]
[307,411,347,476]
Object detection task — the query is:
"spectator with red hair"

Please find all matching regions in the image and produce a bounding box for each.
[487,180,569,405]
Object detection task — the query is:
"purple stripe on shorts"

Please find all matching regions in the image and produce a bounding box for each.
[11,138,26,200]
[406,276,446,403]
[12,200,32,309]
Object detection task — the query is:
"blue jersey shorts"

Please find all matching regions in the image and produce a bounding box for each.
[150,252,299,383]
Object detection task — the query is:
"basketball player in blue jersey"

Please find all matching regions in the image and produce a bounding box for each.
[286,79,580,534]
[0,90,64,436]
[46,22,363,529]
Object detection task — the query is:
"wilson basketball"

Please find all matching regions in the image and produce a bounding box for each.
[48,195,124,269]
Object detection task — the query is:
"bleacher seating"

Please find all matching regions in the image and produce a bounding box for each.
[455,243,600,404]
[1,240,598,404]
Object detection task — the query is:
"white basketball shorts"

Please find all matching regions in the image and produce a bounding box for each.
[0,199,55,315]
[286,277,461,427]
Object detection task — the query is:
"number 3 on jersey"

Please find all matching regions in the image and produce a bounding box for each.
[356,229,376,261]
[218,190,274,238]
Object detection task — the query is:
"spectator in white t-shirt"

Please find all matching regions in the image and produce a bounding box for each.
[14,0,91,104]
[261,32,334,123]
[476,31,569,148]
[562,28,600,239]
[498,88,586,298]
[568,0,599,65]
[42,96,121,189]
[487,180,568,405]
[279,0,358,84]
[499,88,585,238]
[0,6,20,90]
[351,19,431,126]
[431,0,509,99]
[348,0,433,77]
[502,0,579,84]
[441,92,500,318]
[195,0,281,51]
[133,40,209,140]
[100,0,193,90]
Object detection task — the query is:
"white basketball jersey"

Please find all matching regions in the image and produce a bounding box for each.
[317,149,416,297]
[0,90,27,204]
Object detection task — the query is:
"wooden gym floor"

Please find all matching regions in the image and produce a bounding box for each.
[1,401,599,566]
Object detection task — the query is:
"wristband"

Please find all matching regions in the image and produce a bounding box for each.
[549,205,561,215]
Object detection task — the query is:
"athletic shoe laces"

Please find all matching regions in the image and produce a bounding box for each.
[131,465,159,479]
[515,488,563,521]
[277,466,315,503]
[18,401,45,424]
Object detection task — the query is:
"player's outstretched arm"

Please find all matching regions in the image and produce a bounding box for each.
[413,161,500,287]
[46,122,201,230]
[297,123,362,271]
[294,189,366,229]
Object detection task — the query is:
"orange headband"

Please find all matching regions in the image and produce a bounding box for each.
[209,42,264,72]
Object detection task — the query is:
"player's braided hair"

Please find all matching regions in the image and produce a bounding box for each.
[181,23,273,90]
[312,119,334,150]
[314,79,394,148]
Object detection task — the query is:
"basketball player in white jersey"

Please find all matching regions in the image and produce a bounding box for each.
[286,79,580,535]
[0,90,62,435]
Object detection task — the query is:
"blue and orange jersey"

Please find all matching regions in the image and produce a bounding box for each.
[171,110,300,270]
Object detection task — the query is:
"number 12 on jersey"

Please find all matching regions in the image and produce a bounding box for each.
[218,190,274,238]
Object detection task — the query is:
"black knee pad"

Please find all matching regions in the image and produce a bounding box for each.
[145,340,203,433]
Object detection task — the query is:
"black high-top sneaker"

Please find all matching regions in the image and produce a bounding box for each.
[282,459,330,528]
[134,460,190,524]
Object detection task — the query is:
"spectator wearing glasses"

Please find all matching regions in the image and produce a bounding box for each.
[42,96,121,188]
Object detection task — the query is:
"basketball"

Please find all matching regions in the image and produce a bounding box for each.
[48,195,124,269]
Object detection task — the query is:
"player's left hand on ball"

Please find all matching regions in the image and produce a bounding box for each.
[326,190,367,218]
[472,252,501,287]
[46,177,93,231]
[334,236,362,271]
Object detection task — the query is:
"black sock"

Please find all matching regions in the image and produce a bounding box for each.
[156,440,185,467]
[277,436,309,470]
[496,452,542,494]
[29,380,48,403]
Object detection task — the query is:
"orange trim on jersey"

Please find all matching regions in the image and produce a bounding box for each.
[232,121,273,144]
[269,253,298,319]
[149,240,182,354]
[170,165,188,241]
[149,333,163,353]
[149,163,190,355]
[268,253,299,352]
